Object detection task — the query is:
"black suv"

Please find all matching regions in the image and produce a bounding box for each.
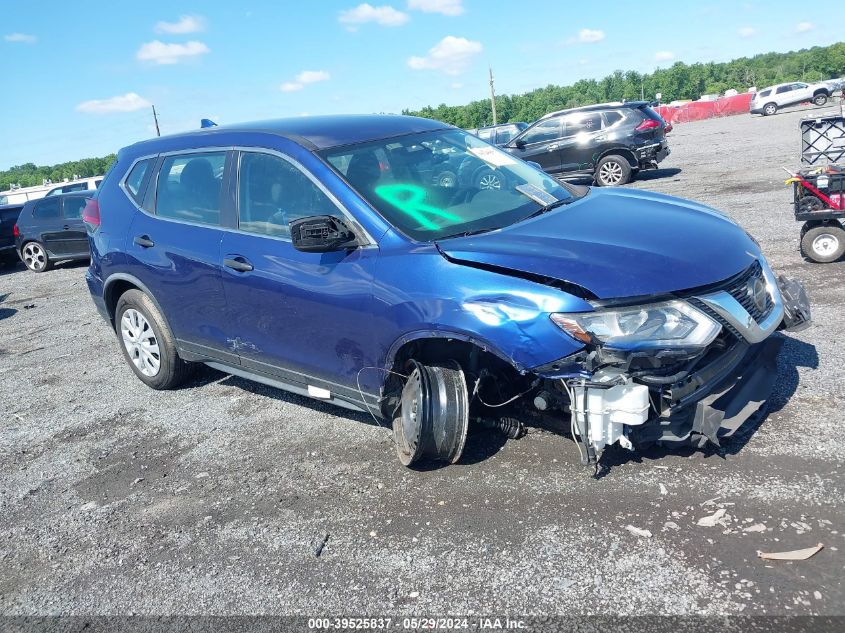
[14,191,92,272]
[502,102,670,186]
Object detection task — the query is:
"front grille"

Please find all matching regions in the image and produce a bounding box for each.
[721,260,774,323]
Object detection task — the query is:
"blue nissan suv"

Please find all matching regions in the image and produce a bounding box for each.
[84,115,811,468]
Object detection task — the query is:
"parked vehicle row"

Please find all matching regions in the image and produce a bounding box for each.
[81,114,809,469]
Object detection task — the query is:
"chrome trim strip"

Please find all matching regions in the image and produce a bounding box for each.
[694,258,784,344]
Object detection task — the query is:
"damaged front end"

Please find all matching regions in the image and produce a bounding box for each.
[533,258,811,464]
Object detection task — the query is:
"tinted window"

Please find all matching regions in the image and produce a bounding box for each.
[776,85,793,94]
[759,89,771,97]
[562,112,603,137]
[520,118,562,145]
[495,125,520,144]
[604,111,624,126]
[477,129,494,142]
[94,179,103,187]
[63,197,88,219]
[238,152,338,239]
[63,183,87,193]
[125,159,152,203]
[156,152,225,226]
[33,198,61,219]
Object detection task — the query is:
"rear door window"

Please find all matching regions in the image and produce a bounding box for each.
[155,152,226,226]
[32,198,61,219]
[237,152,339,239]
[562,112,603,137]
[520,118,562,145]
[63,197,88,219]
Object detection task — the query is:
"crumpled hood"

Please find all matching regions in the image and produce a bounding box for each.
[436,187,760,300]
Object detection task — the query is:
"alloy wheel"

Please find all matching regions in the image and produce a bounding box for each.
[120,308,161,377]
[598,161,624,185]
[478,173,502,190]
[22,243,47,271]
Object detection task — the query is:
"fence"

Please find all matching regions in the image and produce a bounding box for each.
[655,93,753,125]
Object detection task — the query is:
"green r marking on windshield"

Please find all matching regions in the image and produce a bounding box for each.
[374,184,461,231]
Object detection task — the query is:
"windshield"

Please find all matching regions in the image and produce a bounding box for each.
[320,129,575,241]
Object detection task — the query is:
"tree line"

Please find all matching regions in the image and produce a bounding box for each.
[3,42,844,188]
[404,42,845,128]
[0,155,116,191]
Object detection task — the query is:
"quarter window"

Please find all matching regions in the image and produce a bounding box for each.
[33,198,60,219]
[237,152,339,239]
[155,152,225,226]
[124,159,152,203]
[63,197,88,219]
[519,118,562,145]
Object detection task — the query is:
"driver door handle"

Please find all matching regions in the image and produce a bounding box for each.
[223,256,253,272]
[547,143,560,151]
[134,235,155,248]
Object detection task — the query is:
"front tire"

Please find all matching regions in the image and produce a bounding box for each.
[763,102,777,116]
[115,289,193,389]
[594,155,632,187]
[813,93,828,107]
[21,242,51,273]
[801,225,845,263]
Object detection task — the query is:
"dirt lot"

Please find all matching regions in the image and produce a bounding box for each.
[1,104,844,618]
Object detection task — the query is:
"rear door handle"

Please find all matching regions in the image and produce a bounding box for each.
[63,225,70,230]
[223,256,253,272]
[134,235,155,248]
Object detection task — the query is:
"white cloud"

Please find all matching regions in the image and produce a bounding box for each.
[339,4,409,29]
[450,82,463,89]
[136,40,210,64]
[737,26,758,38]
[407,0,464,16]
[577,28,605,43]
[280,70,331,92]
[154,15,206,34]
[654,51,675,62]
[407,35,482,75]
[796,21,814,33]
[4,32,36,43]
[76,92,152,114]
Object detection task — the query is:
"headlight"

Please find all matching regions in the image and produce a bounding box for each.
[551,300,721,349]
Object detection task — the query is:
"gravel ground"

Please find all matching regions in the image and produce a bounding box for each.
[1,104,844,618]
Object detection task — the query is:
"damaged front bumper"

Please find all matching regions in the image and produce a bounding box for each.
[546,271,811,461]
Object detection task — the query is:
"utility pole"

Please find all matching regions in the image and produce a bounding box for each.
[151,105,161,137]
[489,67,497,125]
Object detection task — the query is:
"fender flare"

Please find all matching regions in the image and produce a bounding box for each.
[102,273,173,334]
[596,147,639,170]
[383,328,526,376]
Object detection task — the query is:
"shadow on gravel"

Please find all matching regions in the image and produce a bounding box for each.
[594,334,818,478]
[0,292,16,321]
[635,167,682,182]
[0,260,23,276]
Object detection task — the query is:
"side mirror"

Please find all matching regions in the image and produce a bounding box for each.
[512,139,526,149]
[290,215,359,253]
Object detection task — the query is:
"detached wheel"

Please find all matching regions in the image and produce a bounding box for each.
[801,225,845,263]
[22,242,51,273]
[813,93,828,107]
[594,155,632,186]
[763,102,777,116]
[115,289,193,389]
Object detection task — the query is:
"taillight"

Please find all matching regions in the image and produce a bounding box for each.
[12,224,19,238]
[635,118,661,132]
[82,198,101,231]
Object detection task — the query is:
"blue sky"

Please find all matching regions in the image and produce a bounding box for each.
[0,0,839,170]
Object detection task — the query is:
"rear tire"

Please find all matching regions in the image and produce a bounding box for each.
[594,155,632,187]
[813,93,828,107]
[763,102,777,116]
[115,289,194,389]
[801,225,845,263]
[21,242,51,273]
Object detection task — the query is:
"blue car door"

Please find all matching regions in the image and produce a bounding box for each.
[125,150,235,362]
[217,149,379,405]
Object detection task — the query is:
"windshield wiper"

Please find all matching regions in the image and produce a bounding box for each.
[519,196,575,222]
[437,227,499,240]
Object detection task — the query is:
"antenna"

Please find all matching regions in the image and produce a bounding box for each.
[151,105,161,137]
